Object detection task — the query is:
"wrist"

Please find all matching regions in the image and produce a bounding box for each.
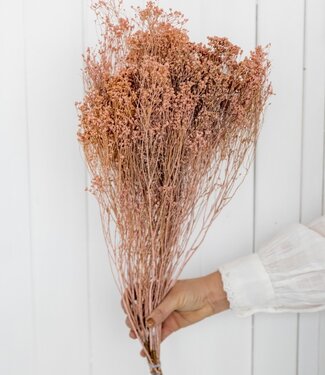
[204,271,230,314]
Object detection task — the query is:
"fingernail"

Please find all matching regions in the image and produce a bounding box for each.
[146,317,154,327]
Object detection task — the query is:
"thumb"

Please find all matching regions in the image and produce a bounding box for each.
[146,292,177,327]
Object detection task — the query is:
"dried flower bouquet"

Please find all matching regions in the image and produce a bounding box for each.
[76,1,273,373]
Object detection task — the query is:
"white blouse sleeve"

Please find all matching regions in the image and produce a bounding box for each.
[218,216,325,317]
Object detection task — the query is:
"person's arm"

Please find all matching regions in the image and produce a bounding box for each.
[218,215,325,317]
[124,215,325,355]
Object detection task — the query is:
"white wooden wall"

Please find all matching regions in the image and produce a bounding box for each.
[1,0,324,374]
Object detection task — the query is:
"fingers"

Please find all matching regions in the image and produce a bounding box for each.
[121,288,179,356]
[124,308,165,358]
[129,330,136,339]
[159,311,183,342]
[161,325,174,342]
[146,291,178,327]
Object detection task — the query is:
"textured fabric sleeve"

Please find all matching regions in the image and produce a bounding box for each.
[218,216,325,317]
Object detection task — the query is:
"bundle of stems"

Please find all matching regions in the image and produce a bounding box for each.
[76,1,273,373]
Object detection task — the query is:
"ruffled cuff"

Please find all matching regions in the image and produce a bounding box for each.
[218,253,276,317]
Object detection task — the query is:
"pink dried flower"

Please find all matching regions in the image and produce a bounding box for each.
[76,1,273,373]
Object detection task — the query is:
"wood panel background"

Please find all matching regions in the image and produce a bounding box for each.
[0,0,324,374]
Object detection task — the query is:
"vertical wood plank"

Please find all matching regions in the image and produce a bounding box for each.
[254,0,305,375]
[300,0,325,223]
[298,0,325,374]
[23,0,90,373]
[0,1,35,374]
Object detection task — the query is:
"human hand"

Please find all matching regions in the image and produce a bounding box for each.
[123,270,230,356]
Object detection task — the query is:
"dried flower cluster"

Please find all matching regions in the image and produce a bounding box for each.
[76,1,273,373]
